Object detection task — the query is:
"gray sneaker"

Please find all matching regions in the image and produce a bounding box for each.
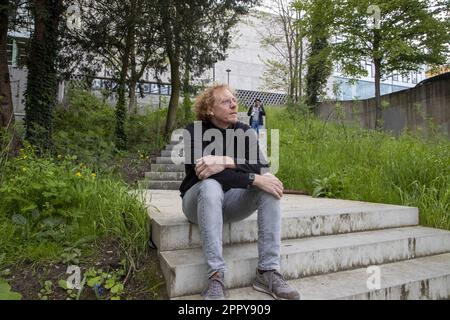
[253,270,300,300]
[201,272,227,300]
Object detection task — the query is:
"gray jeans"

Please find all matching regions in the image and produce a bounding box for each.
[182,179,281,278]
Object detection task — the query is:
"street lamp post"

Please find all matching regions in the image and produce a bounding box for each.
[226,69,231,85]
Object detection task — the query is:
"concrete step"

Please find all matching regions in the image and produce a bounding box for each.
[151,164,185,172]
[156,157,185,165]
[146,172,185,181]
[176,253,450,300]
[161,150,184,158]
[165,144,184,151]
[159,226,450,297]
[152,203,418,252]
[146,180,182,190]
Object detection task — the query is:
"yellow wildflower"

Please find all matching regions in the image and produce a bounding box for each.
[91,173,97,178]
[76,172,82,177]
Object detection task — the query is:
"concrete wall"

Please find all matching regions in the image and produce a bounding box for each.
[317,74,450,136]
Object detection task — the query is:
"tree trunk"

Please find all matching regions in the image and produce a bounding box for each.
[165,49,180,135]
[115,34,132,150]
[373,29,382,130]
[299,36,303,102]
[182,64,192,120]
[0,0,21,155]
[374,57,382,130]
[162,0,181,135]
[25,0,64,153]
[128,34,137,114]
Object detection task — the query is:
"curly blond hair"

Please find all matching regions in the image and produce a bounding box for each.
[194,84,235,121]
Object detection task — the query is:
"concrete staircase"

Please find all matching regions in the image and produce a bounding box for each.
[145,190,450,300]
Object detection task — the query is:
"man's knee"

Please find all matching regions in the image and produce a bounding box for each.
[257,189,281,206]
[198,179,224,202]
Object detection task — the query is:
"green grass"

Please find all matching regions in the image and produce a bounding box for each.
[266,107,450,230]
[0,144,150,269]
[0,89,196,270]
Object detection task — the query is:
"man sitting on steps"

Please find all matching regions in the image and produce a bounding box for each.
[179,84,300,300]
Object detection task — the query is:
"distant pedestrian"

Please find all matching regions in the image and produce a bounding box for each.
[247,99,266,135]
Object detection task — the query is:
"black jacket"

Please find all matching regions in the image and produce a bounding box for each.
[179,120,269,198]
[247,106,266,126]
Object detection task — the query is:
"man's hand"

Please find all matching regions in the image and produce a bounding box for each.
[195,156,235,180]
[253,173,284,199]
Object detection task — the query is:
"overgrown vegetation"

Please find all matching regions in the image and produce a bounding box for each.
[0,90,194,299]
[267,107,450,230]
[53,89,191,183]
[0,144,150,266]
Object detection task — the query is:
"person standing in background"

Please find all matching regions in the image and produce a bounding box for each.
[248,99,266,136]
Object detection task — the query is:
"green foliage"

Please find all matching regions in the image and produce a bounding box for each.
[0,280,22,300]
[267,107,450,230]
[182,92,195,123]
[53,90,183,177]
[312,173,344,198]
[38,280,54,300]
[84,266,126,300]
[53,90,116,173]
[0,144,150,267]
[126,108,167,155]
[332,0,449,79]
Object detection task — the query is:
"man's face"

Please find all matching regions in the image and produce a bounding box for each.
[255,101,261,107]
[211,88,239,127]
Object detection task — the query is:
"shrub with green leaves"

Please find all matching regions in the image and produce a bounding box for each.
[0,144,150,267]
[53,90,117,173]
[0,280,22,300]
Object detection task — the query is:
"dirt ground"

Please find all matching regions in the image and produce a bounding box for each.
[6,240,168,300]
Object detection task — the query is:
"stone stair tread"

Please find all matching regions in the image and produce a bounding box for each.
[175,253,450,300]
[145,172,185,180]
[151,164,185,172]
[156,157,185,164]
[161,226,450,266]
[152,204,418,251]
[146,190,416,218]
[152,203,416,224]
[160,226,450,297]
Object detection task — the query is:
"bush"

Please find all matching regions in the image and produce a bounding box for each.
[53,90,195,180]
[53,90,117,174]
[0,144,150,267]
